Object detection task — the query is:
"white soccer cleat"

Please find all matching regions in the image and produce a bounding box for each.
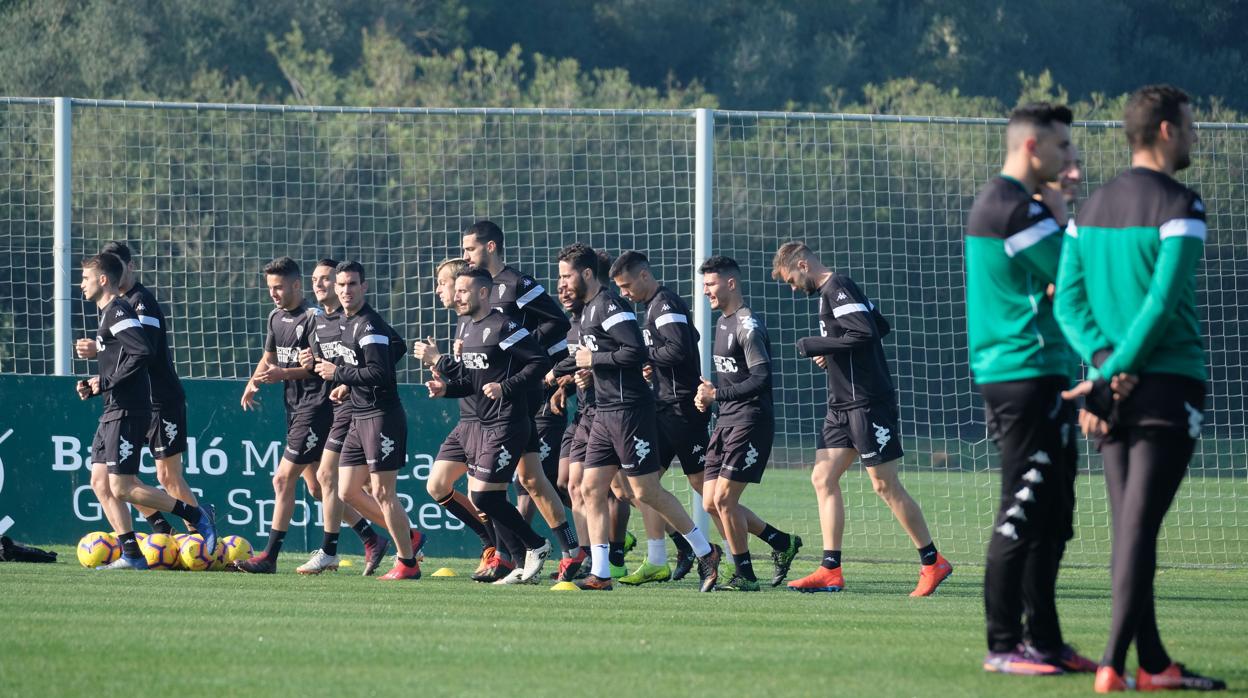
[492,567,528,585]
[296,549,340,575]
[518,540,551,582]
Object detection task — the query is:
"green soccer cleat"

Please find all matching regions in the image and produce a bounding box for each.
[618,561,672,585]
[609,562,629,579]
[770,535,802,587]
[716,574,761,592]
[623,531,637,554]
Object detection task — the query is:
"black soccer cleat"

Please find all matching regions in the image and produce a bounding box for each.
[672,549,695,582]
[229,554,276,574]
[770,534,802,587]
[697,544,723,593]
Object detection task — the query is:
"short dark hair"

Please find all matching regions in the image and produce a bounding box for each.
[597,250,613,280]
[609,250,649,279]
[1008,102,1074,130]
[100,241,133,265]
[455,267,494,291]
[465,220,505,253]
[263,256,301,279]
[334,260,366,283]
[82,253,126,285]
[1124,84,1191,150]
[314,258,338,270]
[557,243,599,275]
[699,255,740,276]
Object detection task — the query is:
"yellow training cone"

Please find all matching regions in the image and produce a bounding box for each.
[431,567,457,578]
[550,581,580,591]
[340,559,354,567]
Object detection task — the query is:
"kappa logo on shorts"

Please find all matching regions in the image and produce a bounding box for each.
[162,419,178,442]
[1015,486,1035,503]
[1022,468,1044,484]
[1005,504,1027,522]
[497,448,512,469]
[1028,451,1051,465]
[538,438,551,463]
[380,432,395,459]
[633,436,651,462]
[304,430,320,453]
[118,436,134,462]
[744,442,759,468]
[1184,402,1203,439]
[996,521,1019,541]
[692,443,706,465]
[872,422,891,449]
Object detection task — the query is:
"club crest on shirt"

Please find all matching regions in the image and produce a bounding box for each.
[498,283,507,298]
[1028,202,1043,217]
[483,327,492,343]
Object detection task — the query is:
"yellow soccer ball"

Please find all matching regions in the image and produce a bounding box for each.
[140,533,179,570]
[77,531,121,568]
[178,534,223,572]
[219,535,253,565]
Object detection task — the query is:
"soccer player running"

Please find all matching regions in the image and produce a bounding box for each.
[234,257,338,574]
[613,251,801,586]
[410,258,500,579]
[1056,85,1226,692]
[295,258,394,576]
[965,103,1095,675]
[690,256,784,591]
[424,268,554,584]
[74,252,216,570]
[306,262,421,580]
[461,221,580,563]
[558,243,721,592]
[74,242,199,538]
[771,241,951,596]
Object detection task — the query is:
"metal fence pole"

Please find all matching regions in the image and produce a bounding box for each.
[53,97,73,376]
[690,108,715,534]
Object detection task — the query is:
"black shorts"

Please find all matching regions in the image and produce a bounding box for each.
[535,418,567,483]
[816,401,905,467]
[1112,373,1207,435]
[340,409,408,473]
[569,409,595,464]
[584,408,661,477]
[466,420,530,484]
[435,421,475,464]
[284,407,333,466]
[980,376,1078,543]
[146,404,188,459]
[656,399,710,475]
[559,414,580,461]
[324,404,353,454]
[704,421,773,484]
[92,413,150,475]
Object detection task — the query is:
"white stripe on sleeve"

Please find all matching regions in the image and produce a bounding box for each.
[500,328,532,350]
[359,334,389,347]
[111,318,142,333]
[1003,218,1061,257]
[516,284,545,308]
[655,313,687,327]
[832,303,869,318]
[1159,218,1207,242]
[138,315,161,328]
[602,312,638,330]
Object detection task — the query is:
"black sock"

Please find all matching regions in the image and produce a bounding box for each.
[492,521,517,562]
[553,522,578,552]
[670,531,693,555]
[264,529,287,560]
[118,531,141,559]
[918,542,938,566]
[608,541,625,567]
[145,512,174,535]
[821,550,842,570]
[170,500,201,524]
[579,545,591,558]
[399,556,417,567]
[437,492,493,547]
[350,519,379,545]
[322,532,340,557]
[732,551,757,581]
[471,490,545,550]
[759,524,792,552]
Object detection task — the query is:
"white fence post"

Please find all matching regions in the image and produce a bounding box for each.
[53,97,73,376]
[690,107,715,533]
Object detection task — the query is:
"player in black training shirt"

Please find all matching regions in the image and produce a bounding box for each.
[232,257,338,574]
[310,261,423,581]
[462,221,579,562]
[73,242,200,539]
[425,268,556,584]
[75,253,216,569]
[410,258,499,580]
[771,242,953,598]
[294,258,392,576]
[558,243,722,592]
[692,256,791,591]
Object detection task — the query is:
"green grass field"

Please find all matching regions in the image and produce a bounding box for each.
[2,549,1245,697]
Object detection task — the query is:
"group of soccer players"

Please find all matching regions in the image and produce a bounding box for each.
[72,81,1224,689]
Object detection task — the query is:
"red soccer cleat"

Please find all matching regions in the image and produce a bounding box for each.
[378,559,421,581]
[1095,666,1129,693]
[787,566,845,593]
[911,553,953,597]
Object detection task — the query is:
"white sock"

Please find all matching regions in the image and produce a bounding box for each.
[591,544,610,578]
[646,538,667,566]
[682,526,712,557]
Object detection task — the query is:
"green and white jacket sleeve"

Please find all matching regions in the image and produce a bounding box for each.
[1054,222,1113,366]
